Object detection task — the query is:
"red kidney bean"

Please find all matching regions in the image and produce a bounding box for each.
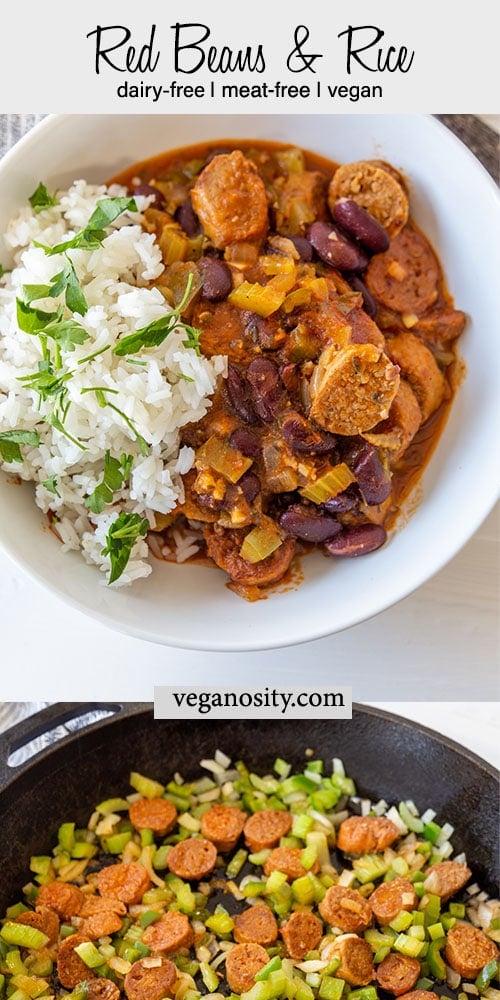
[324,523,387,557]
[287,235,314,262]
[238,471,261,504]
[349,276,378,320]
[322,487,360,514]
[345,441,392,506]
[331,198,390,254]
[175,199,200,236]
[225,365,257,424]
[307,221,368,272]
[132,183,165,211]
[279,505,342,543]
[246,358,284,423]
[199,258,232,301]
[229,428,261,457]
[281,411,337,455]
[280,362,300,396]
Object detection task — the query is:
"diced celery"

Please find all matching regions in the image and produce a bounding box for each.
[250,775,280,795]
[266,871,288,894]
[58,823,75,853]
[249,850,271,867]
[176,884,196,914]
[441,915,456,932]
[365,930,396,949]
[199,962,220,993]
[300,846,318,872]
[196,435,254,485]
[7,990,31,1000]
[159,227,188,265]
[5,904,29,920]
[71,842,97,859]
[475,959,498,992]
[240,524,282,564]
[292,814,315,839]
[205,910,234,935]
[408,926,426,941]
[229,281,287,318]
[391,858,409,877]
[226,849,248,878]
[318,977,345,1000]
[389,911,414,932]
[374,946,391,964]
[274,759,292,779]
[5,952,27,977]
[74,941,106,969]
[414,882,426,899]
[28,957,53,978]
[398,803,424,834]
[153,846,170,870]
[139,829,154,847]
[300,464,355,504]
[242,881,266,898]
[11,975,49,998]
[280,775,318,797]
[423,894,441,924]
[95,797,130,815]
[291,874,315,905]
[129,772,165,798]
[255,957,283,982]
[29,858,51,877]
[353,854,390,885]
[349,989,379,1000]
[416,979,434,991]
[0,923,49,949]
[393,933,425,958]
[102,832,132,855]
[449,903,466,919]
[139,910,161,929]
[427,938,446,980]
[412,911,425,926]
[423,821,441,844]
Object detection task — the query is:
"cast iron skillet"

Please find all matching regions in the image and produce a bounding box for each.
[0,702,498,918]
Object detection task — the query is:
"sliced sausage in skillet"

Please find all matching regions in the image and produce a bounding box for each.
[444,923,498,978]
[142,911,194,954]
[166,837,218,880]
[225,942,270,993]
[36,881,84,920]
[201,804,247,853]
[423,861,472,901]
[319,884,372,933]
[57,934,97,989]
[129,798,178,837]
[15,906,59,945]
[376,953,421,995]
[337,815,399,854]
[97,862,151,904]
[369,877,418,926]
[244,809,293,852]
[124,957,178,1000]
[80,910,124,939]
[280,910,323,960]
[86,980,121,1000]
[233,905,278,946]
[328,934,375,986]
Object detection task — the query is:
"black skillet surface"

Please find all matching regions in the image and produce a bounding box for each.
[0,702,498,919]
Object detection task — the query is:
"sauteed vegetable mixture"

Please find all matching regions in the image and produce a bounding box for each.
[1,754,498,1000]
[119,141,466,597]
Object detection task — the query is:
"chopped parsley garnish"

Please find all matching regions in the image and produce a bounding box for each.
[42,475,60,496]
[18,361,72,403]
[28,182,58,213]
[23,258,88,316]
[0,429,40,464]
[80,387,149,456]
[101,511,149,584]
[114,273,199,358]
[16,299,89,352]
[85,451,133,515]
[35,196,138,256]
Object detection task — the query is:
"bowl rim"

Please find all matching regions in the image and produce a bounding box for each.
[0,113,499,650]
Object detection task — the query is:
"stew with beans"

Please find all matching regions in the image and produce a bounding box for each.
[112,141,466,600]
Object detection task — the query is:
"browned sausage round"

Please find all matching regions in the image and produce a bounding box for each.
[97,862,151,905]
[225,942,270,993]
[423,861,472,902]
[86,979,121,1000]
[124,957,178,1000]
[280,910,323,960]
[142,911,194,954]
[376,953,421,995]
[386,332,445,423]
[80,910,124,940]
[233,905,278,946]
[319,885,372,933]
[398,992,439,1000]
[36,881,84,920]
[166,837,218,880]
[244,810,293,853]
[191,151,269,250]
[79,896,127,918]
[337,815,399,854]
[365,229,439,315]
[57,934,97,989]
[444,923,499,979]
[263,846,320,882]
[129,798,178,837]
[329,934,375,986]
[16,906,59,945]
[328,161,409,238]
[204,526,296,589]
[201,804,247,853]
[370,878,418,926]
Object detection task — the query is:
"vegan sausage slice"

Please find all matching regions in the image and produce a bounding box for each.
[370,878,418,926]
[36,881,84,920]
[319,885,372,933]
[142,911,194,954]
[80,910,124,940]
[234,905,278,946]
[280,910,323,960]
[386,332,445,423]
[423,861,472,901]
[124,957,178,1000]
[129,798,178,837]
[166,837,218,880]
[337,815,399,854]
[244,809,293,852]
[328,934,375,986]
[201,804,247,852]
[191,151,269,249]
[309,342,400,436]
[86,980,121,1000]
[57,934,96,989]
[225,942,270,993]
[328,161,409,238]
[16,906,59,945]
[444,923,498,979]
[97,862,151,905]
[365,229,439,315]
[376,953,421,995]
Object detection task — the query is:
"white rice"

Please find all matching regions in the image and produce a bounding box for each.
[0,180,226,584]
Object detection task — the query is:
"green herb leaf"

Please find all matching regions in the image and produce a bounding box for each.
[35,196,137,257]
[80,387,148,456]
[44,410,86,450]
[0,429,40,464]
[21,283,54,303]
[28,182,58,213]
[43,318,90,353]
[42,475,60,496]
[16,298,61,334]
[18,363,72,402]
[113,273,198,359]
[101,511,149,584]
[85,451,134,515]
[181,324,202,356]
[22,258,88,315]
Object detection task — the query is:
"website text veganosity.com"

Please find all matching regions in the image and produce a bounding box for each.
[155,687,352,719]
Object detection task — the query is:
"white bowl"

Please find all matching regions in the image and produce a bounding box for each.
[0,114,499,650]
